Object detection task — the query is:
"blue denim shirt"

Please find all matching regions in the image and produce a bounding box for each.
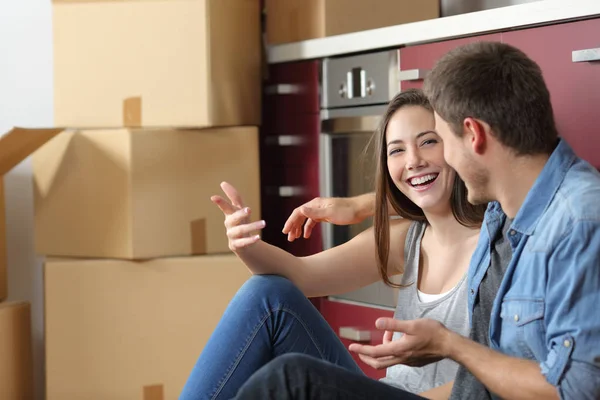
[467,139,600,399]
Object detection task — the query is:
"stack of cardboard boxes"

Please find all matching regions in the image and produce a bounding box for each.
[0,129,60,400]
[2,1,263,399]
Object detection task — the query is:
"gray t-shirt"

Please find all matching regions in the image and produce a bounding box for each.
[379,221,471,393]
[450,217,513,400]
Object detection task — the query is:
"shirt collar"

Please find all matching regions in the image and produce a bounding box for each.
[509,138,576,236]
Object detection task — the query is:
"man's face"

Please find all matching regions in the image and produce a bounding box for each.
[434,112,492,205]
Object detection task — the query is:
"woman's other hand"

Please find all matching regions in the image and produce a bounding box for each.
[282,194,376,242]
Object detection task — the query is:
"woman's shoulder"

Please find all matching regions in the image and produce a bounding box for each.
[389,218,425,246]
[389,218,424,234]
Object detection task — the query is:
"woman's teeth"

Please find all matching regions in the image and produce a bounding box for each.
[410,174,438,186]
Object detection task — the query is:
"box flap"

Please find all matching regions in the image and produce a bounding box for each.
[0,128,65,176]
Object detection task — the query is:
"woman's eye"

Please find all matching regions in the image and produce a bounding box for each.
[389,148,404,156]
[422,139,438,146]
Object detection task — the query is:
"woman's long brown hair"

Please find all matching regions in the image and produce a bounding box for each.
[370,89,487,287]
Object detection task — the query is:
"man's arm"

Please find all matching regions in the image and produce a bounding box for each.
[447,331,558,399]
[349,319,559,400]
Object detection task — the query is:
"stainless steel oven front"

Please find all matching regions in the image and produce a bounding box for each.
[320,50,400,309]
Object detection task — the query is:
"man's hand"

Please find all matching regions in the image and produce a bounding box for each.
[282,194,375,242]
[348,318,452,370]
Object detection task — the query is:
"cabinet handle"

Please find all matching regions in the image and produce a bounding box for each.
[264,84,302,95]
[266,186,306,197]
[398,69,429,82]
[572,48,600,63]
[339,327,371,342]
[265,135,306,147]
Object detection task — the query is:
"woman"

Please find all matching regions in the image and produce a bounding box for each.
[179,89,486,400]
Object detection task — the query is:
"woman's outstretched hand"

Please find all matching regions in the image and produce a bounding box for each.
[211,181,266,252]
[282,196,370,242]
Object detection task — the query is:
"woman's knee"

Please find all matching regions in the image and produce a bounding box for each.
[238,274,303,300]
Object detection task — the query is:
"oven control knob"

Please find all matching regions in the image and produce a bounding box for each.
[366,79,376,96]
[339,83,347,98]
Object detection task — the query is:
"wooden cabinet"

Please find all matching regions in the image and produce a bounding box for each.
[260,60,322,257]
[399,33,502,91]
[502,18,600,168]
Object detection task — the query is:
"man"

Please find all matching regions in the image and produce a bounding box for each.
[233,42,600,399]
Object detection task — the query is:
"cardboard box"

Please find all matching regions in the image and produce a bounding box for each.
[53,0,261,128]
[0,128,64,300]
[45,255,251,400]
[0,181,5,301]
[33,126,260,259]
[266,0,440,45]
[0,302,34,399]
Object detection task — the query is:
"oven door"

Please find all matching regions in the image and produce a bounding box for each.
[320,108,399,309]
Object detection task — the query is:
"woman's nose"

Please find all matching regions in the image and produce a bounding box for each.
[406,149,425,170]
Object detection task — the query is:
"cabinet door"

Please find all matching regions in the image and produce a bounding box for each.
[261,60,322,257]
[319,298,394,379]
[399,33,502,91]
[263,61,320,118]
[502,18,600,168]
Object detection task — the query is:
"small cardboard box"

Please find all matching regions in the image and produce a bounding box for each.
[0,128,64,300]
[0,301,34,399]
[32,126,260,259]
[44,254,251,400]
[266,0,440,45]
[53,0,261,128]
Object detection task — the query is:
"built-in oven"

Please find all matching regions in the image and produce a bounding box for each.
[320,50,400,309]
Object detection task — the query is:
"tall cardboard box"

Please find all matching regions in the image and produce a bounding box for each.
[266,0,440,44]
[45,255,251,400]
[0,128,64,300]
[0,181,5,301]
[0,302,34,399]
[33,127,260,259]
[53,0,261,128]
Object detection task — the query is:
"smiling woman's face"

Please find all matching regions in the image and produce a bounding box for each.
[385,105,456,213]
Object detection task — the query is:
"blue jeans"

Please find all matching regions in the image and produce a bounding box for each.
[178,274,364,400]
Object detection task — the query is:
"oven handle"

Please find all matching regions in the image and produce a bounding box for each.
[321,115,382,135]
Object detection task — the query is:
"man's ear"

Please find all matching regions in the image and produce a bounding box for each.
[463,117,489,155]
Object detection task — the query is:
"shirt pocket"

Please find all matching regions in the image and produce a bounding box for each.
[500,298,546,361]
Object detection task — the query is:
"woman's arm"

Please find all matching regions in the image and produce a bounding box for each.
[282,192,397,242]
[214,182,409,298]
[419,381,453,400]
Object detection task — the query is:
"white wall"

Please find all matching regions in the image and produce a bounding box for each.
[0,1,54,399]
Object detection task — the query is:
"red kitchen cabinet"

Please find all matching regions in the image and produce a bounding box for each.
[399,33,502,91]
[502,18,600,168]
[260,60,322,257]
[319,298,395,380]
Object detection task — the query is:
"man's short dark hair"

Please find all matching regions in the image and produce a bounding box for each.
[423,41,558,155]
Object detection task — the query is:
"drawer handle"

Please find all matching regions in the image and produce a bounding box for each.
[398,69,429,82]
[264,84,303,95]
[266,186,306,197]
[265,135,306,147]
[572,48,600,63]
[339,326,371,342]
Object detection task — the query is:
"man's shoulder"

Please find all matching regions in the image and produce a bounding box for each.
[554,157,600,221]
[529,157,600,250]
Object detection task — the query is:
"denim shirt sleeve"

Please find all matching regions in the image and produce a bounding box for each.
[542,221,600,399]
